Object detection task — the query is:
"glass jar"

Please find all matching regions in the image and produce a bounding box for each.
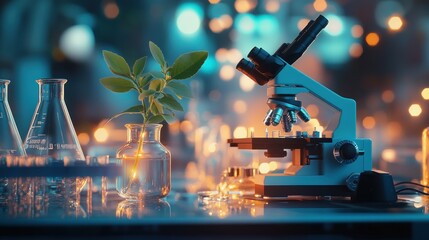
[116,123,171,200]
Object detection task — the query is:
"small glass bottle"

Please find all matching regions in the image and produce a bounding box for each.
[23,78,86,208]
[116,123,171,200]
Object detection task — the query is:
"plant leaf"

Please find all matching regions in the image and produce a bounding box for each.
[139,89,156,99]
[149,78,166,91]
[158,94,183,111]
[150,99,163,115]
[133,56,147,77]
[166,81,192,98]
[162,114,177,124]
[102,50,132,78]
[100,77,135,93]
[149,41,166,68]
[149,71,164,79]
[138,73,152,87]
[147,115,165,124]
[169,51,208,80]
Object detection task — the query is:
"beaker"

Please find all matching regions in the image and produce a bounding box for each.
[0,79,25,156]
[23,78,86,208]
[422,127,429,190]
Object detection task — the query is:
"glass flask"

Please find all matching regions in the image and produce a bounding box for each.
[422,127,429,191]
[0,79,25,206]
[116,123,171,200]
[0,79,25,156]
[23,78,86,207]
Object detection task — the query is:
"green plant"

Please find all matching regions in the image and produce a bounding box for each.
[100,41,208,124]
[100,41,208,186]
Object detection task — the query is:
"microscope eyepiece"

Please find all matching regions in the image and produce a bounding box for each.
[236,58,270,86]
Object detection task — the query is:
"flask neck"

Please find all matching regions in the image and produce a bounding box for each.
[126,124,162,143]
[37,78,67,100]
[0,79,10,102]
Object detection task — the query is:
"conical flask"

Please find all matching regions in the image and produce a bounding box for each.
[0,79,25,157]
[24,78,84,164]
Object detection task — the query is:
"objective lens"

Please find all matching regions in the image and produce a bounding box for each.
[297,107,311,122]
[271,107,284,126]
[282,115,292,132]
[263,109,273,126]
[287,110,297,123]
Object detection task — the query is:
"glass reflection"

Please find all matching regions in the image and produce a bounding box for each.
[116,199,171,219]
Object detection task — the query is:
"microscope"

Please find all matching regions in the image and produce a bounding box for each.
[228,15,372,199]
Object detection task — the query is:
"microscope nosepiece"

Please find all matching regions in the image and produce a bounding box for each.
[271,107,284,126]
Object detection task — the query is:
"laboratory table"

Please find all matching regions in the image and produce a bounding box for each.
[1,176,429,239]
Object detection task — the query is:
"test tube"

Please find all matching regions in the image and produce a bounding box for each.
[422,127,429,190]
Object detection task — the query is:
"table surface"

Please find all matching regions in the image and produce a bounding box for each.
[1,175,429,239]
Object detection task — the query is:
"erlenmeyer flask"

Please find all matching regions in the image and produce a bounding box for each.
[24,78,84,163]
[0,79,25,157]
[24,78,86,209]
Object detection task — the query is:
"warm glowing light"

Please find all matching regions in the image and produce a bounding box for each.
[78,133,90,146]
[416,150,422,163]
[325,15,344,36]
[387,15,404,31]
[94,128,109,143]
[382,90,395,103]
[265,0,280,13]
[362,116,376,129]
[180,120,194,133]
[306,104,319,117]
[259,162,270,174]
[351,25,364,38]
[409,104,422,117]
[313,0,327,12]
[297,18,310,31]
[349,43,363,58]
[219,65,235,81]
[235,0,256,13]
[421,88,429,100]
[269,161,278,171]
[233,126,247,138]
[386,121,402,139]
[219,15,233,29]
[233,100,247,114]
[227,48,242,63]
[365,32,380,47]
[209,0,221,4]
[239,75,255,92]
[104,2,119,19]
[382,149,396,162]
[215,48,228,62]
[209,19,223,33]
[208,143,217,153]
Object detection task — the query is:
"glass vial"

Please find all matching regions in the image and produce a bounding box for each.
[116,124,171,200]
[0,79,25,156]
[422,127,429,189]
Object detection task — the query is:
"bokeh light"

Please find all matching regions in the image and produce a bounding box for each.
[387,15,404,31]
[78,132,90,146]
[408,104,422,117]
[265,0,280,13]
[104,2,119,19]
[258,162,270,174]
[325,14,344,36]
[381,90,395,103]
[382,149,396,162]
[176,4,202,35]
[219,65,235,81]
[233,100,247,114]
[59,25,95,62]
[313,0,328,12]
[239,75,255,92]
[362,116,376,129]
[94,128,109,143]
[349,43,363,58]
[365,32,380,46]
[233,126,247,138]
[351,25,364,38]
[421,88,429,100]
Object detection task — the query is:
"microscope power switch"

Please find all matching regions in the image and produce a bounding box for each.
[333,140,359,164]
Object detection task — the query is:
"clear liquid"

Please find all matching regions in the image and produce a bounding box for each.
[117,157,170,200]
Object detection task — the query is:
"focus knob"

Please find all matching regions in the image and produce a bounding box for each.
[333,140,359,164]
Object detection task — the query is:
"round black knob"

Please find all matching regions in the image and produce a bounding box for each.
[333,140,359,164]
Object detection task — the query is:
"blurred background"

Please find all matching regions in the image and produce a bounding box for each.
[1,0,428,185]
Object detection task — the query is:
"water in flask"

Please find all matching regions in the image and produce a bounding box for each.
[24,78,86,209]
